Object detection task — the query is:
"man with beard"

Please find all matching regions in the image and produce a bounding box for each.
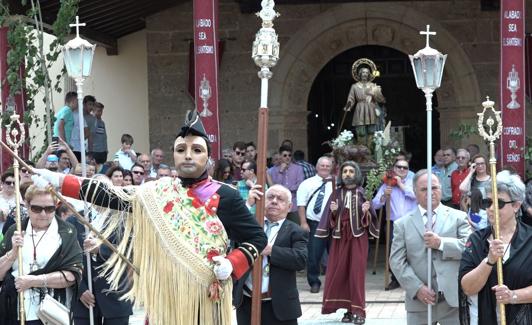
[32,111,267,325]
[316,161,379,324]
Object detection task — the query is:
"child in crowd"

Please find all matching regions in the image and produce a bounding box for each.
[114,134,137,170]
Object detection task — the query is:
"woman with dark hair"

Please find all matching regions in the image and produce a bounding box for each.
[467,188,489,231]
[105,166,124,187]
[0,185,83,325]
[213,159,233,184]
[459,154,491,198]
[122,170,133,186]
[459,170,532,325]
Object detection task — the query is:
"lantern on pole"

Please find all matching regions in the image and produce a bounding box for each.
[409,24,446,325]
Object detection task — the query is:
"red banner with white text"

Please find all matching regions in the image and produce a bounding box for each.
[500,0,526,177]
[193,0,220,160]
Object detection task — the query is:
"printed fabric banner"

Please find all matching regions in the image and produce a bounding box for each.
[193,0,220,159]
[500,0,526,177]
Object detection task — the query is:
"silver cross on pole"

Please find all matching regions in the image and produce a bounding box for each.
[420,24,436,48]
[70,15,86,38]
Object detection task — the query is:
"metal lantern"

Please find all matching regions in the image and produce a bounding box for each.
[62,16,96,80]
[62,37,96,79]
[409,26,447,90]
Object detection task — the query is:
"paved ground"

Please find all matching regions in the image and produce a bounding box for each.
[129,246,406,324]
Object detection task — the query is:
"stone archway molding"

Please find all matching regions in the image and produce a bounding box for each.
[270,2,481,150]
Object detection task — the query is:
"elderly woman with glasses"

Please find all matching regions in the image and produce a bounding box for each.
[0,185,83,325]
[459,154,491,199]
[459,170,532,325]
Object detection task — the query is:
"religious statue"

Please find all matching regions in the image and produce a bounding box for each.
[343,58,386,146]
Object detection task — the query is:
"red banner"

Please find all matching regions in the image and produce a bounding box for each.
[0,27,28,173]
[500,0,526,177]
[193,0,220,160]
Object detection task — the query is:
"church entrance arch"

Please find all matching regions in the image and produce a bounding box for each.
[307,45,439,171]
[269,2,481,166]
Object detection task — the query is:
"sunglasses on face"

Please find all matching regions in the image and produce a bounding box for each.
[234,151,245,156]
[30,205,56,214]
[3,181,15,186]
[132,170,145,175]
[20,168,30,174]
[394,165,408,170]
[481,198,515,209]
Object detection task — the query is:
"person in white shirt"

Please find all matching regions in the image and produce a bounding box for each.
[297,156,333,293]
[114,134,137,170]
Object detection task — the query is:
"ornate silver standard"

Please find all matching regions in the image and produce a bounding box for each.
[251,1,280,324]
[477,96,506,325]
[6,111,26,325]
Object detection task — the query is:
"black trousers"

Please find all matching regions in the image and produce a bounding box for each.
[236,295,297,325]
[74,314,129,325]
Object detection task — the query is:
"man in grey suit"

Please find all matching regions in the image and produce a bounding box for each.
[390,169,471,324]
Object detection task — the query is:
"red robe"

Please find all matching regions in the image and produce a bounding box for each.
[318,187,379,318]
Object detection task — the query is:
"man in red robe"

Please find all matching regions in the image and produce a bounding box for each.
[316,161,380,324]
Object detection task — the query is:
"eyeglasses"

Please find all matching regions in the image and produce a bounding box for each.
[20,168,30,174]
[394,165,408,170]
[30,205,56,214]
[3,181,15,186]
[282,154,292,157]
[234,151,245,156]
[481,198,515,209]
[132,170,145,175]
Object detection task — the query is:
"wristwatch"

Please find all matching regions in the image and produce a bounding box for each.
[484,257,496,266]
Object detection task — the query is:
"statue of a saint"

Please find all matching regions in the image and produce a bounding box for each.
[343,59,386,146]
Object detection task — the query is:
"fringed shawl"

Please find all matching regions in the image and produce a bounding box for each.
[89,178,232,325]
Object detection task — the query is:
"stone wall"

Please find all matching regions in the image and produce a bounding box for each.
[145,0,531,158]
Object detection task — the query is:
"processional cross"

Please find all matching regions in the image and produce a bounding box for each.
[420,25,436,48]
[70,15,86,38]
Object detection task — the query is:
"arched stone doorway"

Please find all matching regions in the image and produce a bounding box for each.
[307,45,440,171]
[269,2,481,159]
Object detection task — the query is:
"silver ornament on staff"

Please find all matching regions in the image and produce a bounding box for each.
[477,96,506,325]
[6,110,26,325]
[409,24,447,325]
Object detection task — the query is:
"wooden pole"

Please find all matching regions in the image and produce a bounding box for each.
[251,107,269,324]
[372,208,383,274]
[383,193,391,288]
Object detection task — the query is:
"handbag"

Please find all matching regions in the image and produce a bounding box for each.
[37,294,70,325]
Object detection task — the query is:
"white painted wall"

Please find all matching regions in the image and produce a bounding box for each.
[30,30,149,159]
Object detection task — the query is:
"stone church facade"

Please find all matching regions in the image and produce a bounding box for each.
[145,0,531,157]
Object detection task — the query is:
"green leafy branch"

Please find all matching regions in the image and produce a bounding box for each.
[1,0,78,156]
[449,123,477,142]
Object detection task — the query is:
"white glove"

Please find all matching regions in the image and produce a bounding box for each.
[32,168,61,188]
[212,256,233,280]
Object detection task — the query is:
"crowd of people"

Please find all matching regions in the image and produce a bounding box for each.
[0,92,530,325]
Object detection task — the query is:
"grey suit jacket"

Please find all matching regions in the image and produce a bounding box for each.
[389,204,470,311]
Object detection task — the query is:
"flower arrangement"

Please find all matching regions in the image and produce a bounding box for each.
[364,130,401,200]
[330,130,354,149]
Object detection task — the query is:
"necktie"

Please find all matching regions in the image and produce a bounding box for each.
[313,182,326,214]
[265,220,279,238]
[424,211,436,230]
